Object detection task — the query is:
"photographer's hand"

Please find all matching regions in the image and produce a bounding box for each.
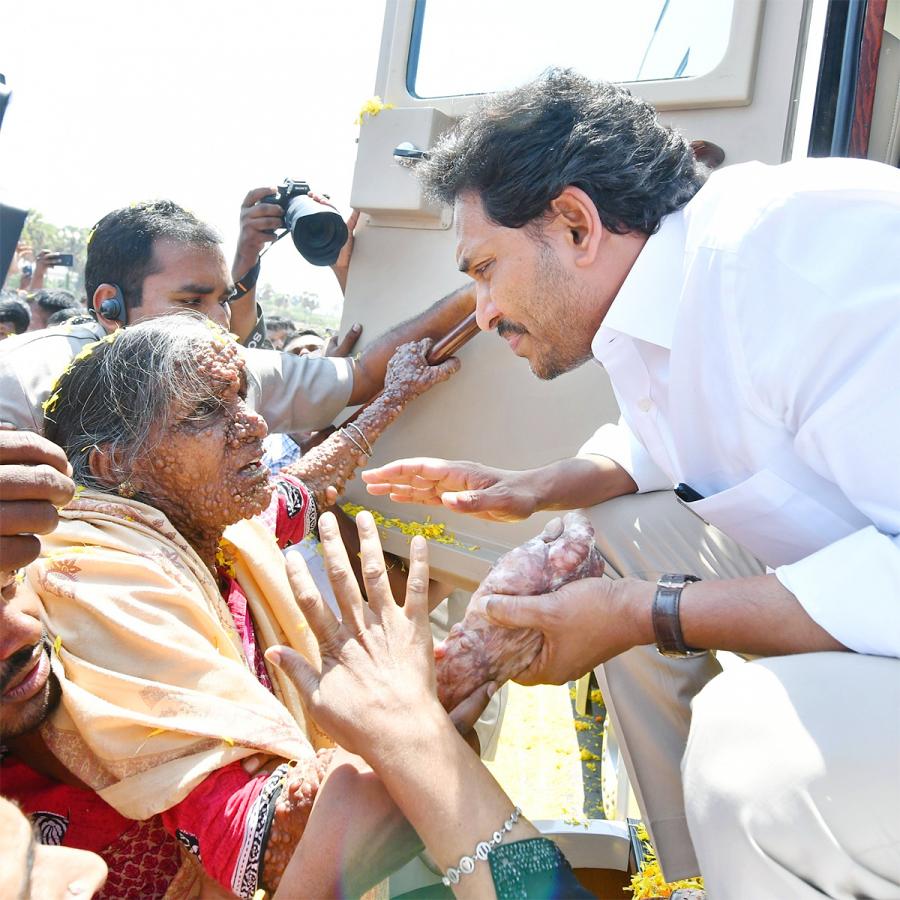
[230,187,283,343]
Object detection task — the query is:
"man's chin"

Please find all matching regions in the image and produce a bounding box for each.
[529,353,590,381]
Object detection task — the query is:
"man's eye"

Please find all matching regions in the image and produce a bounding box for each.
[181,297,203,306]
[474,261,492,278]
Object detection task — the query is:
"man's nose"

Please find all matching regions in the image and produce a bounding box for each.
[474,285,500,332]
[0,595,43,664]
[211,301,231,330]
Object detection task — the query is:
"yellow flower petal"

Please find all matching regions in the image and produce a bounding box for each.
[53,635,63,655]
[148,727,166,737]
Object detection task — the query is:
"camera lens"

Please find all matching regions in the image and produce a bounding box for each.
[283,195,348,266]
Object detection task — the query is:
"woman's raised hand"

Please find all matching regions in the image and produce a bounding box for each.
[266,511,441,758]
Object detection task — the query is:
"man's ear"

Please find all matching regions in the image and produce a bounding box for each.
[547,186,605,268]
[91,284,125,330]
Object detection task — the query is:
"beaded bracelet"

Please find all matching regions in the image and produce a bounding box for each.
[442,806,522,886]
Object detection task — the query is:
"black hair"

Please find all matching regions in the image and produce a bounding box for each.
[0,297,31,333]
[419,68,707,236]
[46,307,86,326]
[265,315,295,332]
[292,328,324,339]
[31,289,79,313]
[84,200,221,309]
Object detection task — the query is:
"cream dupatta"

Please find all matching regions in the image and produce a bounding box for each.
[26,489,331,821]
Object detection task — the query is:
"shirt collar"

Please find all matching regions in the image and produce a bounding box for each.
[591,209,687,359]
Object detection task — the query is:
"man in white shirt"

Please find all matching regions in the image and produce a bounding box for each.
[362,70,900,897]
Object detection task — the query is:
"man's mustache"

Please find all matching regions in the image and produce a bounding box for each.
[0,636,48,693]
[497,319,528,338]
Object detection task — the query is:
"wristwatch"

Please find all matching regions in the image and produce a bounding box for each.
[652,574,706,658]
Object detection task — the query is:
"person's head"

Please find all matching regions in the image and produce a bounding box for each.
[45,306,86,327]
[84,200,232,333]
[419,69,706,380]
[0,798,107,899]
[283,328,325,357]
[0,297,30,337]
[265,315,295,350]
[26,289,79,332]
[44,314,270,549]
[0,576,60,741]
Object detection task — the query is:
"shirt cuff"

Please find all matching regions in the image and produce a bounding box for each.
[775,526,900,657]
[577,420,671,493]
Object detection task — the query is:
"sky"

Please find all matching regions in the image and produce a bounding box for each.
[0,0,385,312]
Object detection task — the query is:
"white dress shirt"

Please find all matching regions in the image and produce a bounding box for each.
[579,158,900,657]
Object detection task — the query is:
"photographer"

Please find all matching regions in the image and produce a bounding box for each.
[230,185,360,349]
[20,249,73,295]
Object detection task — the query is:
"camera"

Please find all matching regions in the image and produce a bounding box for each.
[48,253,74,267]
[263,180,348,267]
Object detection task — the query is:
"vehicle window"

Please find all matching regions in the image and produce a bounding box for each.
[409,0,736,98]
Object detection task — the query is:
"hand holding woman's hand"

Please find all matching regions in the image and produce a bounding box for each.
[267,511,442,759]
[382,339,460,402]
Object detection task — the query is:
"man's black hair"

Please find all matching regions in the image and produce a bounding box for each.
[265,315,295,332]
[292,328,323,339]
[0,297,30,333]
[31,289,79,313]
[84,200,221,309]
[419,68,707,236]
[46,307,86,326]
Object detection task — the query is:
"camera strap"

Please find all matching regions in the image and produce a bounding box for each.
[229,229,291,302]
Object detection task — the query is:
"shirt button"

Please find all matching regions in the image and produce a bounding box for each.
[638,397,653,412]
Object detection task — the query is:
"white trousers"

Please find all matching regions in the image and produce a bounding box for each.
[684,652,900,898]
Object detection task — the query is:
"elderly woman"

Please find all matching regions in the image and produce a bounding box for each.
[6,314,460,899]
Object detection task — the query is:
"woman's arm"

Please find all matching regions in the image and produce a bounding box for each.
[281,339,459,509]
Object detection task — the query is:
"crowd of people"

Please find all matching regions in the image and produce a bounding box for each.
[1,68,898,900]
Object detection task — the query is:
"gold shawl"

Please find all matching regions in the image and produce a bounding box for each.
[25,489,330,821]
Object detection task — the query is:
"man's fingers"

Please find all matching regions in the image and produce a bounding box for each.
[285,550,342,651]
[241,186,279,207]
[265,645,321,705]
[243,214,284,232]
[0,464,76,506]
[483,594,546,630]
[448,682,497,736]
[329,323,362,358]
[362,457,459,486]
[0,501,60,536]
[0,534,42,572]
[317,511,367,634]
[403,535,430,623]
[0,430,73,475]
[355,511,393,615]
[346,209,361,233]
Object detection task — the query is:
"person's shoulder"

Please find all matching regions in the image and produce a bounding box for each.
[685,158,900,251]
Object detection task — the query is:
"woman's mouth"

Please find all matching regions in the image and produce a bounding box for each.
[238,459,268,480]
[2,646,50,702]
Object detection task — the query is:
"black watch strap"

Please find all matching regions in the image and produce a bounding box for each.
[652,574,705,658]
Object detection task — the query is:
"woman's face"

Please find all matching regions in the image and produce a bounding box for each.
[129,339,272,539]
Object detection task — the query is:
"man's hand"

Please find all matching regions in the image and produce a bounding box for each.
[328,208,359,295]
[0,431,75,574]
[362,457,539,522]
[324,322,362,358]
[233,187,284,281]
[482,576,650,685]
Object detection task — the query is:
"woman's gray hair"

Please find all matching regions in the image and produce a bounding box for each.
[44,312,238,492]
